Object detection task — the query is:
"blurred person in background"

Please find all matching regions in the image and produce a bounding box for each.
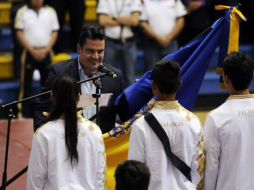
[178,0,211,46]
[15,0,59,117]
[46,0,85,52]
[239,0,254,44]
[139,0,187,72]
[97,0,142,86]
[9,0,28,79]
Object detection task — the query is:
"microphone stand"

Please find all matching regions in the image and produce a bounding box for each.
[1,109,14,190]
[92,77,102,125]
[0,73,107,190]
[0,91,51,190]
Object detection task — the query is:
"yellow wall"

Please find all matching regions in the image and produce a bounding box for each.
[0,55,13,79]
[0,53,73,80]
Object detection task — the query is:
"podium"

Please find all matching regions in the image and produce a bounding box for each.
[77,93,112,125]
[77,93,112,108]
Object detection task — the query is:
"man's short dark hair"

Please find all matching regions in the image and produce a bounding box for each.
[115,160,150,190]
[223,52,254,91]
[78,24,106,47]
[152,60,181,94]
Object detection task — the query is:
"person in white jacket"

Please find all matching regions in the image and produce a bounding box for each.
[204,52,254,190]
[27,76,106,190]
[128,60,205,190]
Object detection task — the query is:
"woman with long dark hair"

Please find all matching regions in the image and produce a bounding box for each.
[27,76,106,190]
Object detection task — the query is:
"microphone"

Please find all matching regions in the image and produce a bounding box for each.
[98,64,117,78]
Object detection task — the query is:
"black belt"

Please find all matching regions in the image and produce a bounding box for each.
[107,37,134,44]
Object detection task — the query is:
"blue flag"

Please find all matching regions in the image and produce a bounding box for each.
[115,7,244,121]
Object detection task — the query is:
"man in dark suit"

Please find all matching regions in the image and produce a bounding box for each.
[34,24,125,133]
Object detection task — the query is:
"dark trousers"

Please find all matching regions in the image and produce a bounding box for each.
[10,2,27,79]
[47,0,85,52]
[143,39,178,72]
[19,51,51,117]
[104,38,137,86]
[178,6,211,47]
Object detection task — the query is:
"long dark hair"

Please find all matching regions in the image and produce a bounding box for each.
[48,76,79,167]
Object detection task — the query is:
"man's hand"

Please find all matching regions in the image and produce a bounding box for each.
[155,35,173,48]
[30,48,43,61]
[38,48,50,60]
[42,111,50,118]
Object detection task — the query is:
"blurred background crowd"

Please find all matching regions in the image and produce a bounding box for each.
[0,0,253,115]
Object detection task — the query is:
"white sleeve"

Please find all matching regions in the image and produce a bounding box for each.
[128,123,146,162]
[190,120,205,190]
[131,0,142,13]
[97,0,110,15]
[14,8,24,29]
[50,7,60,31]
[95,134,107,190]
[175,0,187,18]
[27,132,47,190]
[204,115,220,190]
[139,3,148,21]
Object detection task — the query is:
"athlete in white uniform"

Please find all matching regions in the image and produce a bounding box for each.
[27,76,106,190]
[129,60,205,190]
[204,52,254,190]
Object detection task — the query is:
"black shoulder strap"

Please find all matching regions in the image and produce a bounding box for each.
[144,112,192,181]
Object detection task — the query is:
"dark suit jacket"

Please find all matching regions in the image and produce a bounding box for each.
[34,58,124,133]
